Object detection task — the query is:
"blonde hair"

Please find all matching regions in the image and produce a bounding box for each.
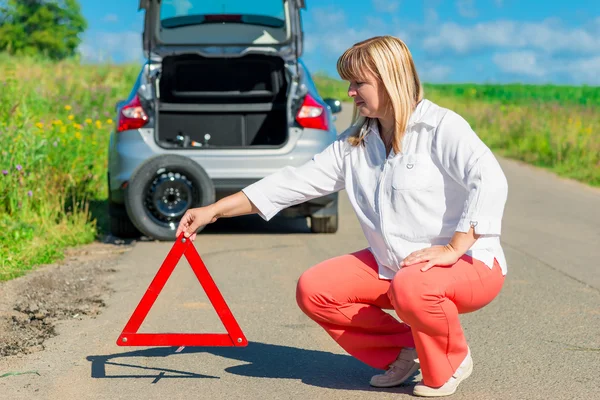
[336,35,423,153]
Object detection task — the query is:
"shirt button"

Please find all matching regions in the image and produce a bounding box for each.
[406,163,414,169]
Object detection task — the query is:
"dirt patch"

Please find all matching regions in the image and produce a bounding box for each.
[0,239,133,357]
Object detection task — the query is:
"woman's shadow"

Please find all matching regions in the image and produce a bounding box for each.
[86,341,417,393]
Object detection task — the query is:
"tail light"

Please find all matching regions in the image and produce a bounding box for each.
[117,94,148,132]
[295,93,329,131]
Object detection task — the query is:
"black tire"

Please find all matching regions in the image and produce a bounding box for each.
[310,215,338,233]
[124,154,215,241]
[108,202,140,238]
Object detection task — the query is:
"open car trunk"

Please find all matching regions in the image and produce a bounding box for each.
[155,54,289,149]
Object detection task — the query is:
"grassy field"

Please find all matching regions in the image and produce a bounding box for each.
[0,56,139,280]
[314,73,600,184]
[0,57,598,281]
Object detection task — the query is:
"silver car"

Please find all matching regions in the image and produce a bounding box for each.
[107,0,343,240]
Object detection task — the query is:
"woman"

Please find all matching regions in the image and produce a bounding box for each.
[176,35,508,397]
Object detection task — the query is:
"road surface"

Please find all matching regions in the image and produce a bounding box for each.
[1,102,599,400]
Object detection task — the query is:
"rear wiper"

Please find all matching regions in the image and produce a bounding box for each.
[161,14,285,29]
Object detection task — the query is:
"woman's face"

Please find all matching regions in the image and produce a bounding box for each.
[347,71,389,118]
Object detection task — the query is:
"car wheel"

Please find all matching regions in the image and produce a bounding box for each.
[310,215,338,234]
[124,154,215,241]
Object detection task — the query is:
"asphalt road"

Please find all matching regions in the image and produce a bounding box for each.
[1,102,599,400]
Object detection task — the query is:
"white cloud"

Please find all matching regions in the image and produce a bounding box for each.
[419,63,452,82]
[425,7,439,24]
[306,7,412,58]
[306,26,412,57]
[422,19,600,56]
[316,28,379,54]
[373,0,400,13]
[103,14,118,23]
[78,31,143,63]
[492,51,544,77]
[313,9,346,29]
[493,51,600,84]
[564,56,600,85]
[456,0,477,18]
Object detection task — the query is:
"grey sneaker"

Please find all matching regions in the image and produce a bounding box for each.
[413,348,473,397]
[369,347,420,388]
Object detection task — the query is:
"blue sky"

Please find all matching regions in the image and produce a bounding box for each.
[79,0,600,85]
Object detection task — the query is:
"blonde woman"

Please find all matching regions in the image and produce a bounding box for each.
[177,36,508,397]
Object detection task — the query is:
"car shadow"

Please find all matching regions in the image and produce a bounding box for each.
[202,214,311,234]
[86,341,416,393]
[89,198,312,243]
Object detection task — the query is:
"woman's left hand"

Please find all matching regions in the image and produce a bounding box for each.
[400,245,462,272]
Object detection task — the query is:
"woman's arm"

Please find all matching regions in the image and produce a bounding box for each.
[241,136,349,221]
[177,135,350,240]
[433,111,509,237]
[210,191,259,219]
[176,191,259,239]
[448,226,479,255]
[400,111,508,271]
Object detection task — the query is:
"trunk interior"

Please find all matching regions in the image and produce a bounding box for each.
[155,54,289,149]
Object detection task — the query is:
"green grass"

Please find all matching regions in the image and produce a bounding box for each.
[1,57,599,282]
[0,55,139,280]
[314,72,600,185]
[314,71,600,107]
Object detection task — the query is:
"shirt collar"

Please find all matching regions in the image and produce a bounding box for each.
[367,98,437,136]
[407,99,437,129]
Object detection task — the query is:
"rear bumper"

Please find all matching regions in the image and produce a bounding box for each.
[108,175,338,218]
[108,125,338,217]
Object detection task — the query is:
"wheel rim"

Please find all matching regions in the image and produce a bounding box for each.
[143,169,198,230]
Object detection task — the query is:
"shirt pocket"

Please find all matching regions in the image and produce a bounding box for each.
[391,153,437,191]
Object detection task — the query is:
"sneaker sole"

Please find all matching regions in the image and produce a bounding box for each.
[369,362,420,388]
[413,358,473,397]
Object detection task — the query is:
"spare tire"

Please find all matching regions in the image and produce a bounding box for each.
[124,154,215,241]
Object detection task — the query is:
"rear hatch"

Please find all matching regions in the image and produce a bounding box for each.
[137,0,308,150]
[139,0,304,58]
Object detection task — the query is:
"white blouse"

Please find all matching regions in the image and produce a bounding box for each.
[242,99,509,279]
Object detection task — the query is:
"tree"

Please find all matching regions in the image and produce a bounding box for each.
[0,0,87,60]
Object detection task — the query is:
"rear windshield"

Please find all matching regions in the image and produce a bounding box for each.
[160,0,286,25]
[157,0,290,45]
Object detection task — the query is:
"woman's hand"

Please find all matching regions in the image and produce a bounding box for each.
[175,191,260,242]
[175,206,218,241]
[400,245,462,272]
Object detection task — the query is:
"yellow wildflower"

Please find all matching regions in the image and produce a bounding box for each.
[60,126,67,134]
[106,118,113,124]
[35,122,44,129]
[95,120,103,129]
[68,115,75,121]
[73,123,83,130]
[65,105,72,111]
[85,118,93,124]
[75,131,82,140]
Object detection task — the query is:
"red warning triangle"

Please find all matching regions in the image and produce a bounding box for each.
[117,233,247,347]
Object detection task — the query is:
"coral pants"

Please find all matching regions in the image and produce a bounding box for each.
[296,249,505,387]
